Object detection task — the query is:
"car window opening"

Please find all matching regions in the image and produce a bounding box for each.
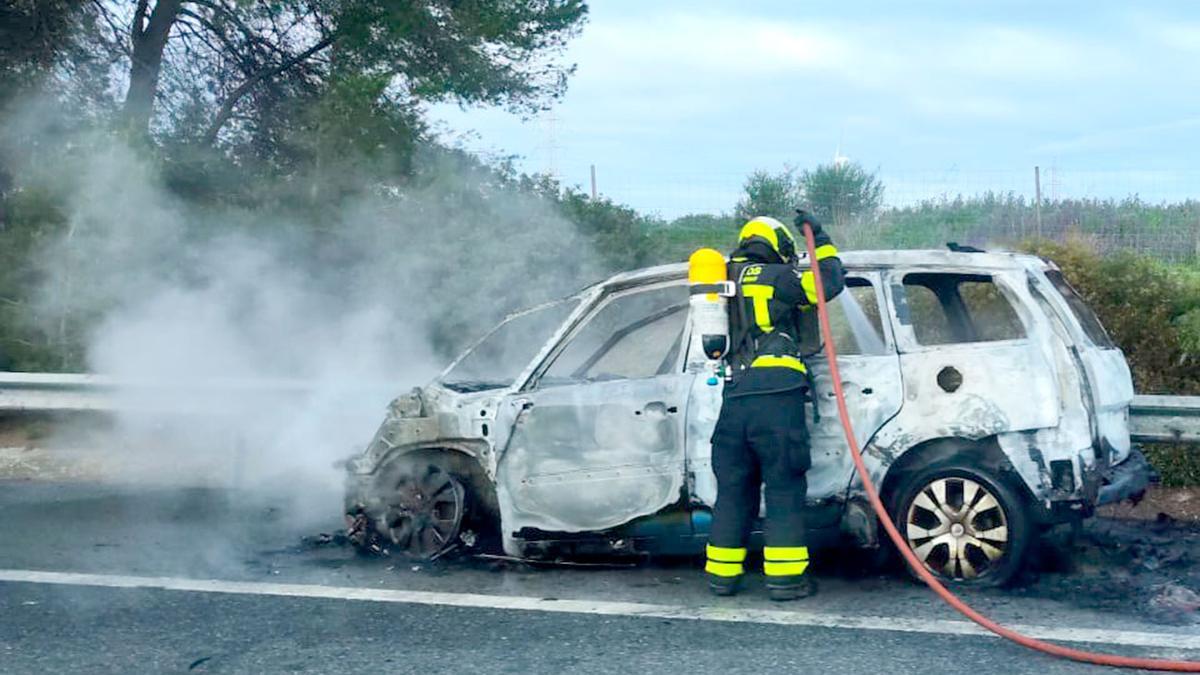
[542,285,688,385]
[829,277,888,356]
[903,272,1026,346]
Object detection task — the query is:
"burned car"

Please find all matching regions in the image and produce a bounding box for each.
[345,249,1151,585]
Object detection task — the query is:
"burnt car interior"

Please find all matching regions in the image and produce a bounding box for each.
[901,273,1026,346]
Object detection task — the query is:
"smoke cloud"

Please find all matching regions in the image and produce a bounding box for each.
[4,99,605,526]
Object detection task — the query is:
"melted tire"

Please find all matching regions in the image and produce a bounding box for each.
[353,454,498,561]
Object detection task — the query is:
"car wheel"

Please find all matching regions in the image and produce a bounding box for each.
[892,464,1031,586]
[379,462,467,560]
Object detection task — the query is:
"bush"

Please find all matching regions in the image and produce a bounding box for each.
[1144,445,1200,488]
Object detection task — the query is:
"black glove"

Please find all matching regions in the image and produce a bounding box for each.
[794,209,823,237]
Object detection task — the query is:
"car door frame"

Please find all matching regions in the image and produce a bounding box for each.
[686,268,905,522]
[493,278,698,539]
[867,265,1064,481]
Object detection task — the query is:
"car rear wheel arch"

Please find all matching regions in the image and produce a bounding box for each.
[873,436,1036,586]
[878,436,1028,509]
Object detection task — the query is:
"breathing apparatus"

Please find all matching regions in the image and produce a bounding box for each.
[687,247,734,386]
[686,216,801,388]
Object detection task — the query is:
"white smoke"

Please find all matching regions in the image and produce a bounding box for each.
[6,108,604,525]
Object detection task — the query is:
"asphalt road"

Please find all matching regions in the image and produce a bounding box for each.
[1,480,1197,674]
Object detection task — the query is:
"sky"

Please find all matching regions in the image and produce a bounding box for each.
[430,1,1200,219]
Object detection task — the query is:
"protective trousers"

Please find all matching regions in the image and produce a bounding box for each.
[706,388,811,592]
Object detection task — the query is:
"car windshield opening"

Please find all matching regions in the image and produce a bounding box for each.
[441,299,579,392]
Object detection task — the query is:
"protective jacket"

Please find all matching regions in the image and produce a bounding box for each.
[705,222,845,598]
[724,235,845,398]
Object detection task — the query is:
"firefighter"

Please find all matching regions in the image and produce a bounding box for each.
[705,210,845,601]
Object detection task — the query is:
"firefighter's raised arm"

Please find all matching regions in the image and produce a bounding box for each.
[793,210,845,306]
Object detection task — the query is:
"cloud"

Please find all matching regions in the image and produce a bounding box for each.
[575,13,853,81]
[1034,117,1200,155]
[909,94,1023,122]
[431,3,1200,217]
[561,11,1130,124]
[1129,12,1200,53]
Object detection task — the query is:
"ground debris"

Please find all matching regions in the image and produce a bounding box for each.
[1017,515,1200,624]
[298,532,350,549]
[1149,583,1200,615]
[473,553,639,569]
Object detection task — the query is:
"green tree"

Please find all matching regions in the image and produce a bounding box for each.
[91,0,587,152]
[798,161,884,229]
[0,1,81,90]
[734,169,800,224]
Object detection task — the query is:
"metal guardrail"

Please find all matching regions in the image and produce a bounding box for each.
[1129,394,1200,444]
[0,372,394,414]
[1,373,1199,444]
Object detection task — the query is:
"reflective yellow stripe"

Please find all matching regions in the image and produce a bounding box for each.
[750,355,806,373]
[814,244,839,260]
[764,560,809,577]
[706,544,747,562]
[800,270,819,305]
[799,246,839,304]
[705,560,745,577]
[764,546,809,562]
[741,283,774,332]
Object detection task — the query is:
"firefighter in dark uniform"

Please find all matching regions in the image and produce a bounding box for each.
[705,211,845,601]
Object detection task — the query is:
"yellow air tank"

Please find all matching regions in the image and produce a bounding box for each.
[688,248,733,384]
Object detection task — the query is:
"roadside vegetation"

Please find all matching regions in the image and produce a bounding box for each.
[1,2,1196,483]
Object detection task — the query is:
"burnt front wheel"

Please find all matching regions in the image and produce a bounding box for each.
[892,465,1031,586]
[381,464,466,560]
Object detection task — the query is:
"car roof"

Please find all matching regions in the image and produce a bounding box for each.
[595,249,1051,291]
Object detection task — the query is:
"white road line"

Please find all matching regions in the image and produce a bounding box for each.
[1,568,1197,653]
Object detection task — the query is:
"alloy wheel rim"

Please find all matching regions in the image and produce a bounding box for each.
[383,465,464,559]
[904,476,1010,580]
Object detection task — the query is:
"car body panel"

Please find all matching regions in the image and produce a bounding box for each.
[495,373,692,535]
[344,249,1145,558]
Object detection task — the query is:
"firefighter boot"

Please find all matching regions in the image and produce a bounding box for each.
[767,575,817,602]
[705,544,747,597]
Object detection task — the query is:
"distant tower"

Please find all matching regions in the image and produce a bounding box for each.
[833,144,850,168]
[834,128,849,167]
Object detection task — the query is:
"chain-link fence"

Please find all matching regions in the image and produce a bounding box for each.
[565,164,1200,262]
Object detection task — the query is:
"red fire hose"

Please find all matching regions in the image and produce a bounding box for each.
[798,222,1200,671]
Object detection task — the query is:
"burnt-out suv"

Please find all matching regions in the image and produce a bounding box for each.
[344,249,1151,585]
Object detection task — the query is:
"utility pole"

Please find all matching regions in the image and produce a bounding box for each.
[1034,165,1043,239]
[590,164,597,200]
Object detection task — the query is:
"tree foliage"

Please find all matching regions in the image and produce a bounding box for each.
[733,169,800,224]
[798,161,884,228]
[83,0,586,161]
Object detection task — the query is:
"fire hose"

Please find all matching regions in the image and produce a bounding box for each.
[797,221,1200,672]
